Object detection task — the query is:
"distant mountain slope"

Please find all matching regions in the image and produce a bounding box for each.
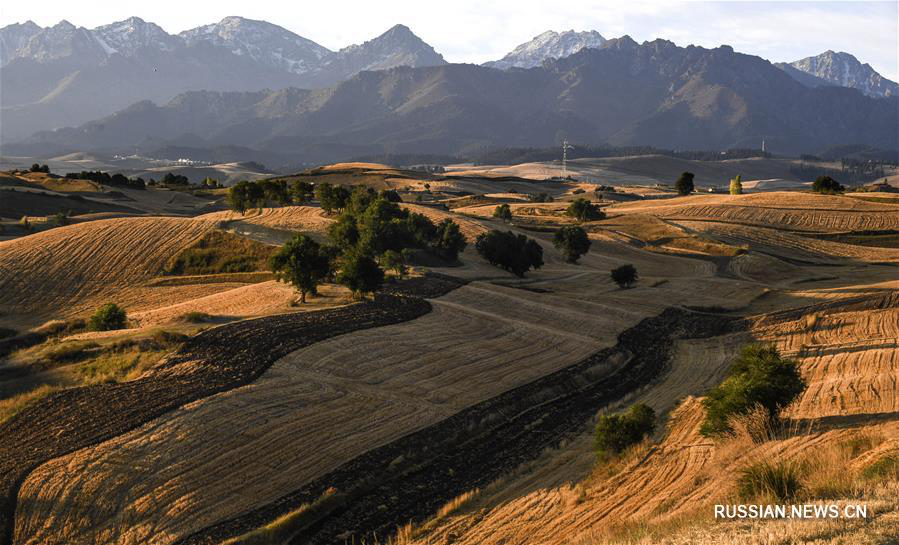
[781,50,898,97]
[484,30,605,70]
[13,37,897,161]
[0,17,445,142]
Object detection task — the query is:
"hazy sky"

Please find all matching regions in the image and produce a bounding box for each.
[2,0,897,80]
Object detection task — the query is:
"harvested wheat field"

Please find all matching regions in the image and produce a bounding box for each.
[4,172,899,545]
[0,217,216,328]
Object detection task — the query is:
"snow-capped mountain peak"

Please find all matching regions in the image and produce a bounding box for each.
[93,17,180,56]
[179,16,333,75]
[484,29,606,70]
[788,50,897,98]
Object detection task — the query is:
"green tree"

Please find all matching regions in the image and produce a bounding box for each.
[269,234,332,303]
[610,264,638,288]
[566,198,604,222]
[432,219,467,261]
[553,225,591,263]
[493,203,513,222]
[529,192,553,203]
[700,344,806,436]
[316,183,351,214]
[227,181,265,214]
[729,174,743,195]
[381,249,408,278]
[337,252,384,298]
[379,189,403,203]
[261,179,290,206]
[290,180,315,204]
[594,403,656,457]
[812,176,844,194]
[88,303,127,331]
[475,230,544,277]
[675,172,695,195]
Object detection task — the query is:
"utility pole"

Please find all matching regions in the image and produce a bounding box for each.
[561,140,574,178]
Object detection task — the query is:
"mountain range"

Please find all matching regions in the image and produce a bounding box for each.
[0,17,444,142]
[9,36,896,164]
[1,17,897,162]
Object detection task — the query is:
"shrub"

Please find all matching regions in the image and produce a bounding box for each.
[700,344,806,436]
[52,212,70,226]
[737,460,804,502]
[862,456,899,481]
[812,175,845,194]
[675,172,695,195]
[493,203,513,222]
[553,226,591,263]
[729,174,743,195]
[179,311,213,323]
[566,198,604,222]
[610,264,638,288]
[475,230,544,277]
[594,403,656,457]
[88,303,127,331]
[270,235,332,303]
[43,341,100,363]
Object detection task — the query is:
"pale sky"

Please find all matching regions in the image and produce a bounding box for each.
[2,0,897,80]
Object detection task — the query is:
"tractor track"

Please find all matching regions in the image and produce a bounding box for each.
[178,307,746,545]
[0,274,466,545]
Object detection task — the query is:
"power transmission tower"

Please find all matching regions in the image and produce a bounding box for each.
[561,140,574,178]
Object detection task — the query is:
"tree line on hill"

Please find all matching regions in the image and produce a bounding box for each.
[65,170,147,190]
[264,184,467,302]
[472,146,772,166]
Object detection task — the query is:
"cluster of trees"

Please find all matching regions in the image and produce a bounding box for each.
[811,175,845,194]
[529,193,554,203]
[270,186,467,301]
[700,344,806,436]
[675,172,695,195]
[475,230,544,277]
[594,403,656,457]
[65,170,146,190]
[566,198,605,222]
[473,146,770,166]
[29,163,50,173]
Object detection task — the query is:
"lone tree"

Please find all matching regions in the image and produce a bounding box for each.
[270,234,332,303]
[475,230,544,277]
[553,226,591,263]
[595,403,656,458]
[700,344,806,436]
[566,198,604,222]
[729,174,743,195]
[88,303,127,331]
[493,203,513,222]
[812,175,845,194]
[675,171,695,195]
[610,264,638,288]
[432,218,468,261]
[337,252,384,298]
